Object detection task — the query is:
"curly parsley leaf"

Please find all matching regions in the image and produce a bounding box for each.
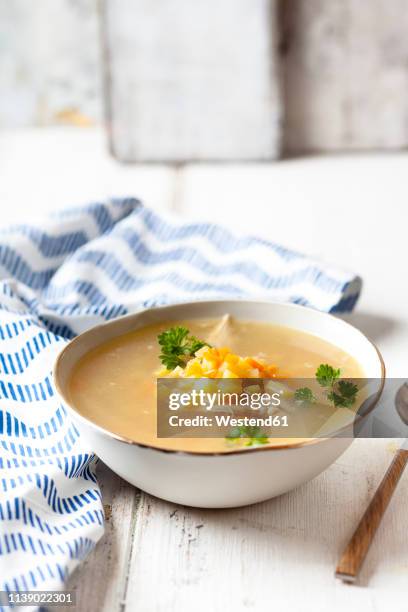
[327,391,346,407]
[294,365,358,410]
[294,387,316,403]
[337,380,359,400]
[158,326,209,369]
[316,364,341,387]
[328,380,359,407]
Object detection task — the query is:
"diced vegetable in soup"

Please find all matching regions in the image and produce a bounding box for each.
[67,317,364,453]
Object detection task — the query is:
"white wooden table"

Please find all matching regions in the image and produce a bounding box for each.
[1,128,407,612]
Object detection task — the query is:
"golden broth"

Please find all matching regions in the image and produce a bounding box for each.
[67,317,364,453]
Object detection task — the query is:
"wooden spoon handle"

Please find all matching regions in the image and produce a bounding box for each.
[336,448,408,582]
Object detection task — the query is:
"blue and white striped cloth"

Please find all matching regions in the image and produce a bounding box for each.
[0,198,362,601]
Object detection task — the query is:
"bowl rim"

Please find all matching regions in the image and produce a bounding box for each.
[53,299,386,457]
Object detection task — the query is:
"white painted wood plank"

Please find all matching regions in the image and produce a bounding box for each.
[124,440,408,612]
[0,0,102,128]
[105,0,282,161]
[64,462,140,612]
[282,0,408,152]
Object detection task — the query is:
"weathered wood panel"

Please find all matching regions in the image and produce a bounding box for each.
[282,0,408,153]
[3,0,408,155]
[63,462,140,612]
[0,0,102,127]
[105,0,282,161]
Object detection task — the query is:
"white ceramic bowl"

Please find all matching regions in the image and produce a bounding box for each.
[54,300,385,508]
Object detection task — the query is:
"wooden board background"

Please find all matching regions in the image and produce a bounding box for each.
[282,0,408,153]
[0,0,102,127]
[2,1,408,156]
[104,0,282,161]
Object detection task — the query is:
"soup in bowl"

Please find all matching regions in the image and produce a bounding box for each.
[54,300,385,508]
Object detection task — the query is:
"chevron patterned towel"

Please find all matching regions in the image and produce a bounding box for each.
[0,198,362,601]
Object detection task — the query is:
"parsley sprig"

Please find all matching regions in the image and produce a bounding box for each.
[294,387,316,403]
[316,364,341,387]
[158,326,209,369]
[295,364,358,408]
[226,425,269,446]
[328,379,359,408]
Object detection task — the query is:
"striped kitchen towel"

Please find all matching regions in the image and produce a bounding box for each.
[0,198,362,603]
